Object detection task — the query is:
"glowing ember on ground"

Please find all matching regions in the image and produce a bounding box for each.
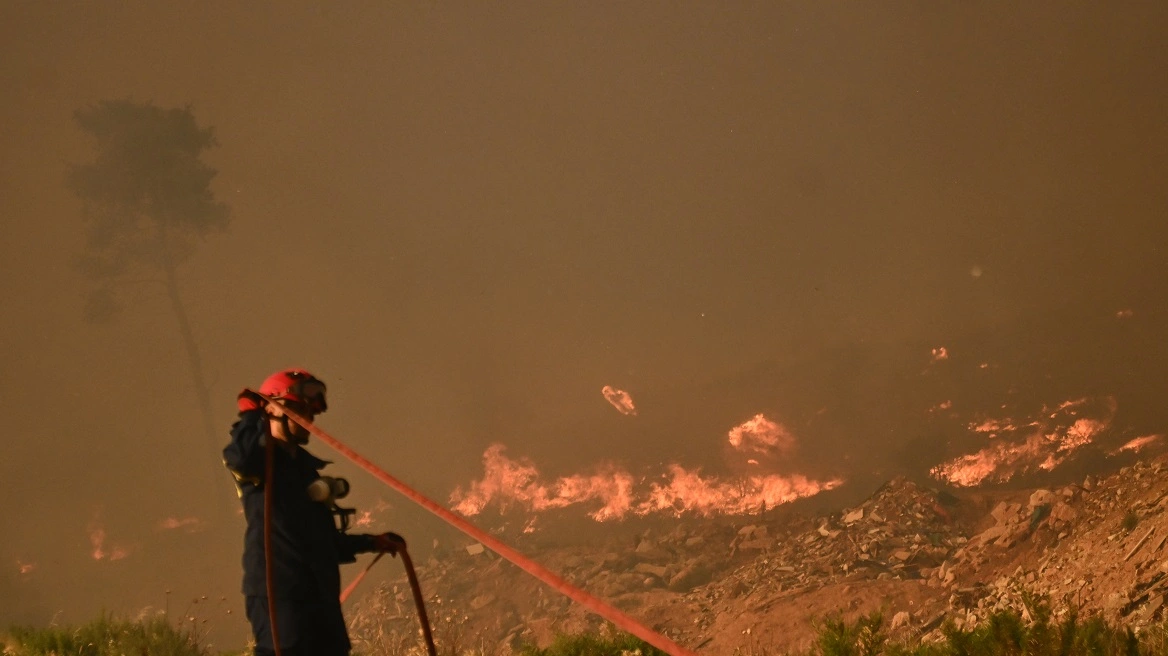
[17,560,35,575]
[931,347,949,362]
[1116,309,1134,319]
[727,413,794,455]
[1114,435,1162,454]
[931,397,1116,487]
[929,400,953,413]
[157,517,206,532]
[601,386,637,416]
[451,443,839,521]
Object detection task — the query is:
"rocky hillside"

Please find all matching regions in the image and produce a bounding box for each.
[348,453,1168,655]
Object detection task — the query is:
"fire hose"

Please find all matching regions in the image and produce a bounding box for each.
[339,550,437,656]
[249,389,699,656]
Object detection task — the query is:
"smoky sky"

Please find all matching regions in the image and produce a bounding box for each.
[2,0,1166,646]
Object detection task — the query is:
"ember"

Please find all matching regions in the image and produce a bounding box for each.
[157,516,206,532]
[601,385,637,416]
[89,513,130,561]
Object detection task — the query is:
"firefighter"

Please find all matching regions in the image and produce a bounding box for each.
[223,369,404,656]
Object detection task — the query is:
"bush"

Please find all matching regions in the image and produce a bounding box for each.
[3,613,213,656]
[809,597,1159,656]
[516,631,668,656]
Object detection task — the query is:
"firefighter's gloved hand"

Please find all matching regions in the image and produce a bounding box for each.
[237,389,265,413]
[371,532,406,556]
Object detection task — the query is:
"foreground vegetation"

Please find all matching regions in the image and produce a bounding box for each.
[7,597,1168,656]
[0,613,229,655]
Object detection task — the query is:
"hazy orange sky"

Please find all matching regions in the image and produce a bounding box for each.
[2,2,1166,647]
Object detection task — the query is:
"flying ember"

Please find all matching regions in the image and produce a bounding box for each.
[157,516,206,532]
[601,385,637,416]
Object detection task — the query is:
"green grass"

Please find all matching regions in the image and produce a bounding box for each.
[516,630,669,656]
[804,595,1162,656]
[1,612,221,656]
[10,596,1168,656]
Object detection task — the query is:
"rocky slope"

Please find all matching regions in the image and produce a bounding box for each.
[348,453,1168,655]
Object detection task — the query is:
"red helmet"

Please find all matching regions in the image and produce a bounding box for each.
[259,369,328,414]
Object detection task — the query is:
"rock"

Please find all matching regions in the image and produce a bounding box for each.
[470,593,496,610]
[668,562,713,591]
[1050,502,1078,524]
[891,611,911,630]
[1030,489,1056,509]
[976,525,1008,545]
[634,563,669,579]
[1105,593,1128,613]
[843,508,865,523]
[466,543,485,556]
[1143,595,1164,620]
[991,502,1013,524]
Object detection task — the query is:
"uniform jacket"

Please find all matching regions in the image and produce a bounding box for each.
[223,410,375,600]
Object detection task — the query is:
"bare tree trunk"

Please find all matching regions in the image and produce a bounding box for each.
[159,244,230,516]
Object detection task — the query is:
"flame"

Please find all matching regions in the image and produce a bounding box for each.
[451,443,839,522]
[1114,434,1162,454]
[157,517,205,532]
[352,510,375,529]
[601,386,637,416]
[727,413,794,455]
[451,445,635,521]
[637,465,841,516]
[89,513,131,561]
[350,500,394,530]
[931,347,949,362]
[931,397,1115,487]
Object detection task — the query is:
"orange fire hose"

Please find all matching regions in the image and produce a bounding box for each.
[341,550,437,656]
[248,390,698,656]
[263,432,283,656]
[400,548,438,656]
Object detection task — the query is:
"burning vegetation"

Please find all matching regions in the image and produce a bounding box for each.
[451,410,842,525]
[930,396,1117,487]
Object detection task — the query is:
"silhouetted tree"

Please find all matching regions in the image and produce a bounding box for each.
[68,100,229,488]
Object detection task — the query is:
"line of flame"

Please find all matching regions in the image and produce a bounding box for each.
[451,444,839,521]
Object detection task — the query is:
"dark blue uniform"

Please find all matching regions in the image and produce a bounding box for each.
[223,410,377,656]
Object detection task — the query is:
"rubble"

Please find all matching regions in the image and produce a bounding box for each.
[349,455,1168,656]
